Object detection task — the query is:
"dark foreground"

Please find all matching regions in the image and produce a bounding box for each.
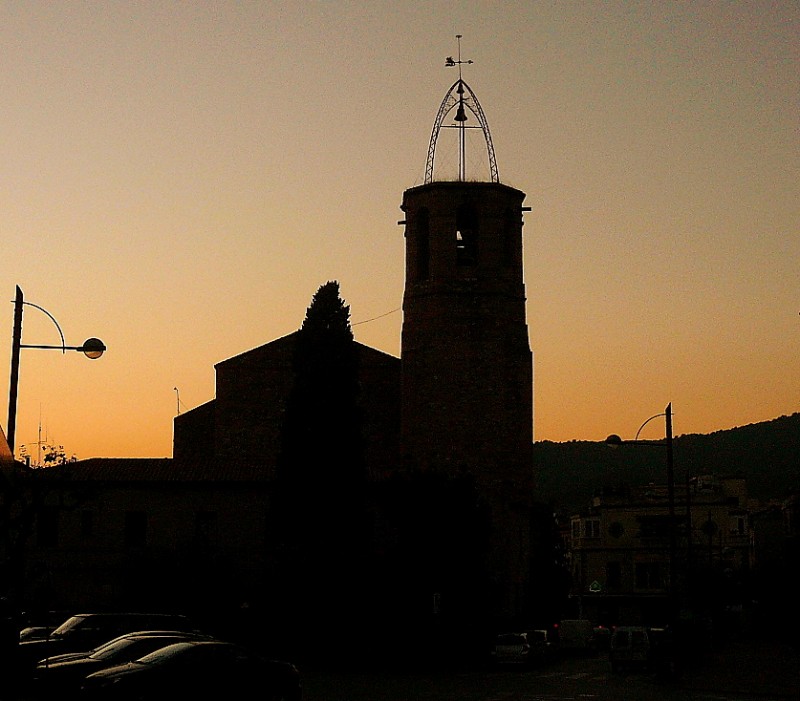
[4,634,798,700]
[301,636,799,701]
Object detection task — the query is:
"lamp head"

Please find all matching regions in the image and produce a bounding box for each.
[81,338,106,360]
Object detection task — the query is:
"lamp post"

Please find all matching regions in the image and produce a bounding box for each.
[606,403,676,618]
[7,286,106,455]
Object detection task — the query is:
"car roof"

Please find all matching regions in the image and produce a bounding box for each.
[120,630,206,638]
[71,613,188,619]
[152,640,237,653]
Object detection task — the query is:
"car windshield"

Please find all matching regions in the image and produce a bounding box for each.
[95,636,199,662]
[136,642,196,665]
[48,616,88,637]
[496,634,526,646]
[89,638,139,661]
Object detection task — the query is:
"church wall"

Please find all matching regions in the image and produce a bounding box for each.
[214,335,297,477]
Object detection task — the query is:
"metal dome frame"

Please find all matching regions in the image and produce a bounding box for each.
[424,78,499,184]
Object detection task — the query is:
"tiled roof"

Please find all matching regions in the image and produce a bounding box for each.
[40,457,270,483]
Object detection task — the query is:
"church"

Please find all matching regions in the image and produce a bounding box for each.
[16,59,539,655]
[172,63,535,636]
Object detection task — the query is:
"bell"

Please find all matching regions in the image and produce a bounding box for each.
[455,104,467,122]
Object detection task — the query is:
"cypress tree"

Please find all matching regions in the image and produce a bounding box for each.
[273,282,368,644]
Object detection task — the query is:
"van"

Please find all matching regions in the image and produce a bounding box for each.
[555,619,594,654]
[609,626,651,672]
[524,629,553,661]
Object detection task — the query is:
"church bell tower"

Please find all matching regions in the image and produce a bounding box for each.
[399,39,533,621]
[400,41,533,493]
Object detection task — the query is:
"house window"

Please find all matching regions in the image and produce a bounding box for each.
[572,518,600,540]
[729,517,746,535]
[571,520,581,540]
[701,519,719,538]
[124,511,147,548]
[634,562,663,590]
[37,506,59,547]
[583,519,601,539]
[606,561,622,590]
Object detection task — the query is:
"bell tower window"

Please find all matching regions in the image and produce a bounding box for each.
[456,204,478,266]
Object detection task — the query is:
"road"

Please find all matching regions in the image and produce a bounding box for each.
[301,639,800,701]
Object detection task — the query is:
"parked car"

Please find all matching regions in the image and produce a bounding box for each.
[79,640,301,701]
[491,632,532,665]
[609,626,651,672]
[524,629,553,661]
[19,626,53,642]
[18,610,73,641]
[33,630,216,697]
[18,612,200,674]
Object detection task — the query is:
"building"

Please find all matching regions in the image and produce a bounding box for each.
[748,493,800,639]
[568,474,751,627]
[19,458,269,619]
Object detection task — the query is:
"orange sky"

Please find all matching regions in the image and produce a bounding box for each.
[1,2,798,460]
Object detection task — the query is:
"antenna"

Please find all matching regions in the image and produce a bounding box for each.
[174,387,181,415]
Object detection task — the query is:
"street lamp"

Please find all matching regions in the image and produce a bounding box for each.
[606,403,676,616]
[7,286,106,455]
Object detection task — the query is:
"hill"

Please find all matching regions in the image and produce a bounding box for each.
[533,412,800,514]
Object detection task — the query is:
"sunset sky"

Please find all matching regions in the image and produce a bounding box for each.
[2,2,798,460]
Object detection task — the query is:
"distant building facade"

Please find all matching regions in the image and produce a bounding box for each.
[568,474,751,626]
[20,458,270,617]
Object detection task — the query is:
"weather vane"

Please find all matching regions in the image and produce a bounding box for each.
[445,34,473,79]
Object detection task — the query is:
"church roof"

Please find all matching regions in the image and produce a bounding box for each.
[215,331,399,371]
